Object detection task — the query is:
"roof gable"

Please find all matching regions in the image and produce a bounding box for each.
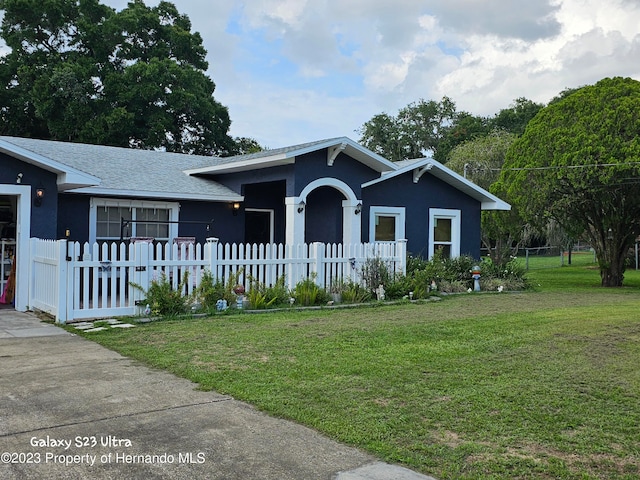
[184,137,397,175]
[362,157,511,211]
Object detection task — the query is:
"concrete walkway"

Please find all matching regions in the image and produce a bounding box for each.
[0,310,436,480]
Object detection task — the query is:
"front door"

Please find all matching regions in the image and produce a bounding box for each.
[245,209,274,245]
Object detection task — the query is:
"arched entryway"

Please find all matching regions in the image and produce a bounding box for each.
[285,178,361,245]
[304,186,344,244]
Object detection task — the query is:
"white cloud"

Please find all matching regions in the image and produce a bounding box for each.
[5,0,640,148]
[112,0,640,145]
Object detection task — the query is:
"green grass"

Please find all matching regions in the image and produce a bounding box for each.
[518,250,598,270]
[74,265,640,479]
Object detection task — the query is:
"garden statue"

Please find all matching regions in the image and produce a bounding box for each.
[216,299,228,311]
[472,265,481,292]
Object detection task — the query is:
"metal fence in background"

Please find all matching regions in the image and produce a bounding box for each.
[482,245,597,270]
[519,246,597,270]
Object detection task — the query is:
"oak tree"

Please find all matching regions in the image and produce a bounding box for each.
[0,0,243,155]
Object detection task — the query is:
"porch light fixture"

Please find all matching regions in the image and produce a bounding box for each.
[34,185,45,207]
[297,200,305,213]
[355,202,362,215]
[232,202,240,216]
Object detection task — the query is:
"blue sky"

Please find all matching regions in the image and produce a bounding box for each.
[22,1,640,149]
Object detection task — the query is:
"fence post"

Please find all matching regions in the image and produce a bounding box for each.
[28,238,36,313]
[65,241,76,322]
[310,242,326,288]
[131,242,151,307]
[525,248,530,271]
[206,237,219,280]
[396,239,407,275]
[56,240,68,324]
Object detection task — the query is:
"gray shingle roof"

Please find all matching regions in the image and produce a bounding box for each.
[0,136,242,201]
[209,138,345,166]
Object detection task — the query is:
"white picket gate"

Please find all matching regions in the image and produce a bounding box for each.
[29,237,406,323]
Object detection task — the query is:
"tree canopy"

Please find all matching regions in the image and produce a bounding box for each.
[499,77,640,286]
[358,97,486,163]
[0,0,249,155]
[490,97,543,136]
[446,130,528,264]
[358,96,543,163]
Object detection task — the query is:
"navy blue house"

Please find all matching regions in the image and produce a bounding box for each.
[0,136,509,310]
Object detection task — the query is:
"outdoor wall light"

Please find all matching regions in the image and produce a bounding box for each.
[355,202,362,215]
[34,186,45,207]
[232,202,240,216]
[297,200,305,213]
[16,173,23,184]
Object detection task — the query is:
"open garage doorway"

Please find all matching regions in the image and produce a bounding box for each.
[0,195,17,308]
[0,185,31,311]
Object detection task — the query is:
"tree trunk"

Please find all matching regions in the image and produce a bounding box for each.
[598,245,626,287]
[601,265,624,287]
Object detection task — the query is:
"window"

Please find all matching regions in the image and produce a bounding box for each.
[90,198,179,244]
[429,209,461,258]
[369,206,405,242]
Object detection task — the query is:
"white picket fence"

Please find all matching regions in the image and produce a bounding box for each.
[29,237,407,323]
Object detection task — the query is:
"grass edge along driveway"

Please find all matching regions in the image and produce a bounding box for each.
[74,267,640,480]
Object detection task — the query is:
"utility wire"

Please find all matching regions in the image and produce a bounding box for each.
[465,161,640,173]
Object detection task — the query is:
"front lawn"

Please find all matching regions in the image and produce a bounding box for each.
[75,266,640,479]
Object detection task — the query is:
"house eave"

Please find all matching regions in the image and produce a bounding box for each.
[66,187,244,202]
[184,137,397,176]
[0,138,101,189]
[185,156,294,175]
[481,200,511,210]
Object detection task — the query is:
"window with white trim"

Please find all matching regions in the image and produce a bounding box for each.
[369,206,405,242]
[429,208,461,258]
[89,198,179,244]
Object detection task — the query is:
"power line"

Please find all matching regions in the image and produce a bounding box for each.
[498,161,640,172]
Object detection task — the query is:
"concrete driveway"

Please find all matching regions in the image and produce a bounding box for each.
[0,310,435,480]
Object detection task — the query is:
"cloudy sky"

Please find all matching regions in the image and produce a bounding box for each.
[34,1,640,148]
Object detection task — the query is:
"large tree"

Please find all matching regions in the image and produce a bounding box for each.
[358,97,487,163]
[499,77,640,287]
[0,0,241,155]
[447,130,527,264]
[489,97,544,136]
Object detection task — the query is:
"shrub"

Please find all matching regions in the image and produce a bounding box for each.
[400,251,528,294]
[247,275,290,309]
[340,280,371,303]
[360,256,393,293]
[406,253,430,275]
[384,274,415,300]
[131,271,190,317]
[195,269,241,312]
[480,256,527,282]
[292,274,331,306]
[409,269,434,299]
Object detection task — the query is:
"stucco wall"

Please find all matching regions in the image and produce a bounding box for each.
[57,194,245,245]
[363,172,482,258]
[0,153,58,239]
[294,150,378,198]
